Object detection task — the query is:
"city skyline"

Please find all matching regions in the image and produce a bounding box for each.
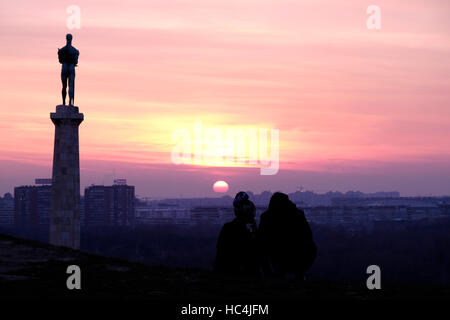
[1,176,444,200]
[1,0,450,197]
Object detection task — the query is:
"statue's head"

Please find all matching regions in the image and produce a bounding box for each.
[66,33,73,43]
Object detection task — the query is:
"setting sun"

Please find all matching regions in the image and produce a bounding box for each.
[213,180,229,193]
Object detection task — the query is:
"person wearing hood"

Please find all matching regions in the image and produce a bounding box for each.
[258,192,317,279]
[214,191,261,275]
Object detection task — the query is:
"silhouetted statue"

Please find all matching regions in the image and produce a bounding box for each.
[258,192,317,280]
[214,192,260,275]
[58,34,79,106]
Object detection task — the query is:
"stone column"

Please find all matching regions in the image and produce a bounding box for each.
[50,105,83,249]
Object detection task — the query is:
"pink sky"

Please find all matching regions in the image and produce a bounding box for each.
[1,0,450,198]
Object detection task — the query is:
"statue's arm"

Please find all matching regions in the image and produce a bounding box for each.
[57,48,63,64]
[74,49,79,66]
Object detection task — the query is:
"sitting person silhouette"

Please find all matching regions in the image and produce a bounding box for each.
[258,192,317,280]
[214,191,260,275]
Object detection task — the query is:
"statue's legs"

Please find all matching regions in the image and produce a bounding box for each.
[68,72,75,106]
[61,73,68,106]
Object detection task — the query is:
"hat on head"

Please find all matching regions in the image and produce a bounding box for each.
[233,191,249,208]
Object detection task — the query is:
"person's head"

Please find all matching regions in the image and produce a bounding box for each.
[66,33,73,44]
[268,192,291,211]
[233,191,256,221]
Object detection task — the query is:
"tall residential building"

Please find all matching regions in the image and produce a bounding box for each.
[14,185,51,227]
[0,193,14,225]
[84,184,135,226]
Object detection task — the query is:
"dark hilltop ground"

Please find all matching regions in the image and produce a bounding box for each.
[1,232,450,303]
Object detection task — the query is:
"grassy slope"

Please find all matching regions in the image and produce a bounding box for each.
[0,233,449,301]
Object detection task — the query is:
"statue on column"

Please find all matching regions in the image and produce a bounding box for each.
[58,34,79,106]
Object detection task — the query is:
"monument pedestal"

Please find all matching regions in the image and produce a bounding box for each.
[49,105,83,249]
